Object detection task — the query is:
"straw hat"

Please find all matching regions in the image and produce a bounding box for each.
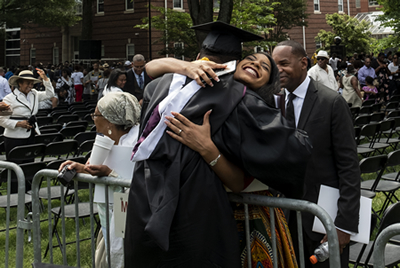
[8,70,41,87]
[316,50,329,60]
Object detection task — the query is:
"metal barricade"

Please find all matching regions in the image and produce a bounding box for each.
[0,161,31,268]
[28,168,340,268]
[228,193,341,268]
[30,169,130,267]
[373,223,400,267]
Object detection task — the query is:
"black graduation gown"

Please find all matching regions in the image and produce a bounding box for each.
[124,73,312,267]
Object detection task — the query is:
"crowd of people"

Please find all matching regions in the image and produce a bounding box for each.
[1,21,399,268]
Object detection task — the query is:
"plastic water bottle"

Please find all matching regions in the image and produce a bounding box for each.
[309,241,329,264]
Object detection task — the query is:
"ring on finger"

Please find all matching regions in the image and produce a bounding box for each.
[178,129,182,135]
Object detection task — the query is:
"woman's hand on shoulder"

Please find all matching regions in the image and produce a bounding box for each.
[58,160,86,174]
[36,68,49,81]
[165,110,215,157]
[84,164,112,177]
[186,60,226,87]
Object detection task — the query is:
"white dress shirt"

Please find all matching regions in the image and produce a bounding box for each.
[308,64,338,91]
[0,76,11,100]
[284,76,310,128]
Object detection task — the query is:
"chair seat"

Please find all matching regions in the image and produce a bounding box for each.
[358,142,390,150]
[350,241,400,267]
[382,172,399,181]
[51,202,98,218]
[357,147,375,155]
[361,180,400,192]
[360,189,376,199]
[0,194,32,208]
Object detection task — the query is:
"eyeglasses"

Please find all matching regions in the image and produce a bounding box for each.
[90,113,103,120]
[133,65,145,69]
[317,58,326,61]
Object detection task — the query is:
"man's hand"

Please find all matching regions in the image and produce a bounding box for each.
[0,102,10,111]
[321,229,350,254]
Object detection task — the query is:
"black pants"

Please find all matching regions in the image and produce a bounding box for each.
[4,130,36,193]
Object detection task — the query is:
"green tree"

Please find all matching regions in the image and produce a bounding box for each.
[135,6,198,59]
[0,0,79,29]
[315,13,372,55]
[265,0,308,44]
[377,0,400,48]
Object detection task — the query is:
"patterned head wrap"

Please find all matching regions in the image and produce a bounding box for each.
[97,92,141,129]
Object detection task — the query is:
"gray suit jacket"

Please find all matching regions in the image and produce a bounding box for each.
[299,78,361,240]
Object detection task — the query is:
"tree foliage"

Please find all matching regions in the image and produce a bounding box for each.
[377,0,400,48]
[0,0,80,29]
[315,13,372,55]
[135,6,198,59]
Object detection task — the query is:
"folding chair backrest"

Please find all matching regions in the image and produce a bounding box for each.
[362,99,375,106]
[59,126,87,139]
[46,157,86,170]
[385,101,399,111]
[57,114,80,125]
[378,119,394,133]
[359,105,373,115]
[357,122,379,145]
[354,114,372,126]
[83,113,94,124]
[36,116,54,126]
[39,124,63,132]
[386,111,400,118]
[359,154,387,175]
[35,133,64,145]
[371,102,383,113]
[43,140,79,160]
[73,131,97,145]
[379,202,400,232]
[66,120,89,129]
[350,107,360,119]
[8,143,46,162]
[370,112,385,123]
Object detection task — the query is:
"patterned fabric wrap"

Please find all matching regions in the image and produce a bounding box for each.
[234,191,298,268]
[97,92,141,129]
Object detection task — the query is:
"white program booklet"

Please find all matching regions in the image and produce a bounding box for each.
[312,185,371,244]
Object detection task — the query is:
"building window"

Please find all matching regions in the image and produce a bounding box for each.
[338,0,343,12]
[101,45,105,57]
[355,0,360,8]
[127,44,135,60]
[173,0,183,9]
[75,0,82,14]
[5,28,21,67]
[30,48,36,66]
[368,0,378,5]
[53,47,59,65]
[97,0,104,13]
[314,0,320,12]
[174,42,184,60]
[316,41,322,50]
[126,0,133,10]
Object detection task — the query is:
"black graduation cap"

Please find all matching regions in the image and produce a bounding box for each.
[191,21,264,58]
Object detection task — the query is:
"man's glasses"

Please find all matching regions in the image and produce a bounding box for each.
[317,58,326,61]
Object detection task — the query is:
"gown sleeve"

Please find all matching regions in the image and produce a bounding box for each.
[213,91,312,198]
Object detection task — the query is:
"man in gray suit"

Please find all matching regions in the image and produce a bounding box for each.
[272,40,360,267]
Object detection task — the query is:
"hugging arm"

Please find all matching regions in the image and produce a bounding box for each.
[145,58,227,87]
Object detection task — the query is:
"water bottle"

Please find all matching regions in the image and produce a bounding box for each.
[309,241,329,264]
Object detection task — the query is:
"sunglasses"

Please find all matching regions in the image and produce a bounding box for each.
[317,58,326,61]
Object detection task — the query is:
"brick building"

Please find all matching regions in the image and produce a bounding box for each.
[287,0,381,56]
[0,0,385,67]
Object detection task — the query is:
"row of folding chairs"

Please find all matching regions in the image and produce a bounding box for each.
[355,117,400,157]
[37,111,94,125]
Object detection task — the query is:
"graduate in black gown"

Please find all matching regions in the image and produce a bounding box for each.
[124,22,312,267]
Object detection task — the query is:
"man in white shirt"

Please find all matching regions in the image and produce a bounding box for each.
[329,53,341,72]
[0,68,11,101]
[273,40,360,268]
[308,50,339,91]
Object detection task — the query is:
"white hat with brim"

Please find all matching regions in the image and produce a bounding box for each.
[8,70,42,87]
[317,50,329,59]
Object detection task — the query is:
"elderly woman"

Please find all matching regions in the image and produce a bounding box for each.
[100,69,127,97]
[0,69,54,162]
[59,92,140,268]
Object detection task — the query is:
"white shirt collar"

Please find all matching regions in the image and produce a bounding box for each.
[284,75,310,100]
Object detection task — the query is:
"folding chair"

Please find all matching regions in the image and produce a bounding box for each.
[8,143,46,163]
[350,107,360,121]
[362,99,376,107]
[349,202,400,267]
[50,111,71,121]
[356,122,380,157]
[72,110,91,120]
[385,101,399,113]
[76,139,95,157]
[59,126,87,139]
[386,110,400,119]
[35,133,64,145]
[382,149,400,182]
[83,113,94,125]
[73,131,96,145]
[371,102,383,113]
[39,124,63,132]
[42,140,79,162]
[361,119,392,155]
[56,114,80,125]
[68,105,87,112]
[0,169,32,210]
[358,155,386,201]
[359,105,373,115]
